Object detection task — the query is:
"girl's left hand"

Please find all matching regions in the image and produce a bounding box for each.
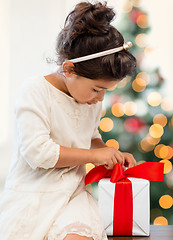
[121,152,137,169]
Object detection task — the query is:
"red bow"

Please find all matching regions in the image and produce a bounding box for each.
[85,162,164,185]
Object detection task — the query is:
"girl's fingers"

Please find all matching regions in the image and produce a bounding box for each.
[114,150,125,166]
[105,159,114,170]
[123,153,136,168]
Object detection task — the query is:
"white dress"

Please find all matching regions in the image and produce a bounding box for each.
[0,76,108,240]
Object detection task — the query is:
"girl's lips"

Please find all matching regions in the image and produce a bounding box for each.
[87,102,97,105]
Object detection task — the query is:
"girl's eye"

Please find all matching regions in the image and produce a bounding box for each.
[93,89,101,93]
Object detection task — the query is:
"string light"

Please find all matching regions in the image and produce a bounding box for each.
[132,77,146,92]
[124,101,137,116]
[107,84,117,91]
[99,117,113,132]
[149,124,164,138]
[122,0,133,13]
[161,97,173,111]
[160,159,172,174]
[135,33,148,48]
[153,114,167,127]
[106,139,119,150]
[153,216,168,225]
[86,163,95,173]
[147,92,162,106]
[154,144,165,158]
[131,0,141,8]
[159,195,173,209]
[111,103,124,117]
[137,14,149,28]
[136,72,150,84]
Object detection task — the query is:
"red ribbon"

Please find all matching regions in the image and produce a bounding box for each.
[85,162,164,235]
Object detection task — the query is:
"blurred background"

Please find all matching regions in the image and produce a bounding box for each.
[0,0,173,225]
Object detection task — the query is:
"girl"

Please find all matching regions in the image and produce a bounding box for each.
[0,1,137,240]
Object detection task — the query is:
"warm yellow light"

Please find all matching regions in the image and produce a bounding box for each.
[131,0,141,7]
[99,117,113,132]
[135,33,148,48]
[146,134,161,145]
[108,84,117,91]
[140,139,155,152]
[144,47,154,56]
[147,92,162,106]
[122,0,133,13]
[159,146,169,159]
[137,14,149,28]
[86,163,95,173]
[153,114,167,127]
[136,72,150,84]
[153,216,168,225]
[160,159,172,174]
[149,124,164,138]
[112,103,124,117]
[106,139,119,150]
[161,97,173,111]
[154,144,165,158]
[124,101,137,116]
[159,195,173,209]
[132,78,146,92]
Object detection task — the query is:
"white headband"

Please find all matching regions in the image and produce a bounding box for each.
[69,41,133,64]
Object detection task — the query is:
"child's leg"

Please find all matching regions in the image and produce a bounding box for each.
[63,233,93,240]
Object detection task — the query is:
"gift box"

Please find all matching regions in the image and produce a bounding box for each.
[85,162,164,236]
[98,177,150,236]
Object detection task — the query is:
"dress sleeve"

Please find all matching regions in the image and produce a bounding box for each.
[15,79,60,170]
[91,102,103,140]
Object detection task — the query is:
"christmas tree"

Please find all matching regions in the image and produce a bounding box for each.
[87,0,173,225]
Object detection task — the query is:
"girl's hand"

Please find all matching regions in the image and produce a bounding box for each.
[91,147,125,170]
[121,152,137,168]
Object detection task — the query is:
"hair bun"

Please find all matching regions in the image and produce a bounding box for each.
[65,1,115,38]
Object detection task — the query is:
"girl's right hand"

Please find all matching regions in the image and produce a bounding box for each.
[91,147,125,170]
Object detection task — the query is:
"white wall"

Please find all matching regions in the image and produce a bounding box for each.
[0,0,173,192]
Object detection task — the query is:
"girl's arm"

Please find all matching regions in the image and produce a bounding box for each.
[53,143,126,169]
[90,138,107,149]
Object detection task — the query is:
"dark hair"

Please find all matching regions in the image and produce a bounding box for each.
[56,1,136,80]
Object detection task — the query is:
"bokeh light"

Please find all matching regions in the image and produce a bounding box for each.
[107,84,117,91]
[149,124,164,138]
[147,92,162,106]
[153,114,167,127]
[131,0,142,7]
[111,103,124,117]
[153,216,168,225]
[159,145,173,159]
[124,101,137,116]
[132,77,146,92]
[137,14,149,28]
[122,0,133,13]
[135,33,148,48]
[136,72,150,84]
[161,97,173,111]
[159,195,173,209]
[154,144,165,158]
[106,139,119,150]
[99,117,113,132]
[160,159,172,174]
[86,163,95,173]
[139,138,155,152]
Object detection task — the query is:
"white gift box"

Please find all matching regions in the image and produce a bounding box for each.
[98,177,150,236]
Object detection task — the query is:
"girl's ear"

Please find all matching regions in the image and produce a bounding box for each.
[62,61,75,78]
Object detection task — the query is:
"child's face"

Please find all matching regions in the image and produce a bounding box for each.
[65,74,117,105]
